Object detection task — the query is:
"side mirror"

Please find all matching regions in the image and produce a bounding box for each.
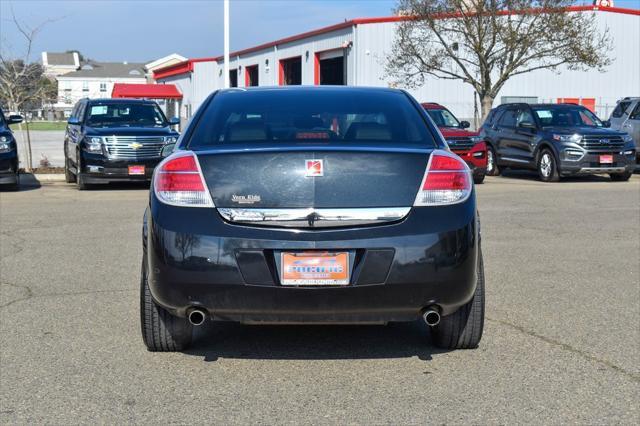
[161,143,177,157]
[518,121,536,130]
[8,115,23,125]
[168,117,180,126]
[602,120,611,128]
[68,117,81,125]
[459,120,471,129]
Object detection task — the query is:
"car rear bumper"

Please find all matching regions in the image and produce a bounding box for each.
[559,150,635,175]
[145,196,479,323]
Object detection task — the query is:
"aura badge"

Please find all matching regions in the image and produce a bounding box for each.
[129,142,143,150]
[305,159,323,177]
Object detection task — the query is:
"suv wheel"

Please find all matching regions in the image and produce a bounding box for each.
[431,248,485,349]
[537,149,560,182]
[64,158,76,183]
[473,173,485,185]
[140,260,193,352]
[486,146,500,176]
[610,171,632,182]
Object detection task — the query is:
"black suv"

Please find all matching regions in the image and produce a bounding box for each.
[0,107,24,190]
[64,98,180,189]
[480,103,636,182]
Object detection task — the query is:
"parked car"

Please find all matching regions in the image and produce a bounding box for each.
[421,102,487,184]
[63,98,180,189]
[140,87,485,352]
[479,103,636,182]
[609,97,640,163]
[0,107,24,190]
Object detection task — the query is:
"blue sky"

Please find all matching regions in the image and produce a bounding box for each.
[0,0,396,63]
[1,0,639,64]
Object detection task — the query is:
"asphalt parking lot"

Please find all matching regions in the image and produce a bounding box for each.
[1,173,639,424]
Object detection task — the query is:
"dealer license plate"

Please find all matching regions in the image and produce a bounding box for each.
[128,165,145,175]
[281,252,349,286]
[599,155,613,164]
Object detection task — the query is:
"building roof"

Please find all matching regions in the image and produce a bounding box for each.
[111,83,182,99]
[145,53,187,71]
[44,52,78,66]
[59,62,146,79]
[153,4,640,81]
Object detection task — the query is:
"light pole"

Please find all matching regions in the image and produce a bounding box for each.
[223,0,230,88]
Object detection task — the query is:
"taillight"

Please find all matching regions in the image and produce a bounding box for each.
[153,151,214,207]
[414,150,472,206]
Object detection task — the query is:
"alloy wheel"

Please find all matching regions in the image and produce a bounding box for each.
[540,153,552,177]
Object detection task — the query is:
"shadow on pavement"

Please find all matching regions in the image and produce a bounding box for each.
[498,168,614,183]
[82,182,151,191]
[184,320,449,362]
[0,173,42,192]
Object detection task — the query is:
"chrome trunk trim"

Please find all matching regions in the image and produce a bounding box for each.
[217,207,411,228]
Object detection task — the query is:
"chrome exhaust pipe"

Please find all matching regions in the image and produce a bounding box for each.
[188,308,207,326]
[422,307,441,327]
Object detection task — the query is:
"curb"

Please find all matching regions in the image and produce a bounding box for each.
[30,174,66,183]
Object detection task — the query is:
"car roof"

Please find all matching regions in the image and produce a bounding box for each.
[497,103,596,109]
[84,98,158,105]
[218,85,405,95]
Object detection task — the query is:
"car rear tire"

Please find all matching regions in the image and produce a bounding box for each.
[486,147,500,176]
[140,261,193,352]
[431,248,485,349]
[473,173,485,184]
[537,149,560,182]
[610,171,632,182]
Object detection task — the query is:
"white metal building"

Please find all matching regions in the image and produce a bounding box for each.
[154,5,640,124]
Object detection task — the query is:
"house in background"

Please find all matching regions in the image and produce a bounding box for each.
[54,62,147,116]
[41,52,80,78]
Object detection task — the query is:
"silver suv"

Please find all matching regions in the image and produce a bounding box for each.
[609,97,640,162]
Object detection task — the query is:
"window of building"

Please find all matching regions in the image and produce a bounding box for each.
[82,81,89,92]
[99,83,107,92]
[315,50,345,85]
[229,69,238,87]
[245,65,259,86]
[279,57,302,85]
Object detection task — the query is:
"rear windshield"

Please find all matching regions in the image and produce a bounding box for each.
[533,105,604,128]
[187,89,436,149]
[85,103,168,128]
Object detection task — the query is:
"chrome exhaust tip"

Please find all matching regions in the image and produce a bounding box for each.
[422,307,441,327]
[188,309,207,326]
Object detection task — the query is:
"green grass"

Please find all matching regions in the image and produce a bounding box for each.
[9,121,67,131]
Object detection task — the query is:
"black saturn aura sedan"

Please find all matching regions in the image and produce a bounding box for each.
[141,87,484,352]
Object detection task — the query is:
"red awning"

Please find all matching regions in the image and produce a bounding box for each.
[111,83,182,99]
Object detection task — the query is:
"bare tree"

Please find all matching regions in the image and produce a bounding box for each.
[386,0,612,122]
[0,9,58,170]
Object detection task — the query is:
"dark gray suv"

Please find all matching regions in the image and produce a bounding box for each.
[480,103,635,182]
